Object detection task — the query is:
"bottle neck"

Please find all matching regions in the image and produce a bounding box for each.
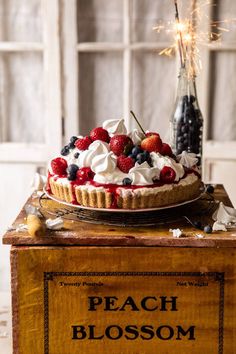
[177,67,199,103]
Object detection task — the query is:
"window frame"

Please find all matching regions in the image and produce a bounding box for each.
[62,0,172,142]
[197,0,236,180]
[0,0,62,164]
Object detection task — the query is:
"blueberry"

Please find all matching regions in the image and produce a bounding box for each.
[143,151,150,159]
[136,153,146,164]
[193,221,202,230]
[68,173,77,181]
[204,225,212,234]
[122,178,132,186]
[61,146,70,156]
[183,132,188,139]
[177,136,184,143]
[177,142,184,151]
[67,164,79,174]
[128,154,136,160]
[206,184,214,194]
[70,136,78,144]
[74,152,80,159]
[181,125,189,134]
[132,146,142,156]
[68,142,76,149]
[183,139,188,147]
[67,165,78,181]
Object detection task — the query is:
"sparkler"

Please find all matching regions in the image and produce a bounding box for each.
[154,0,236,77]
[174,0,186,67]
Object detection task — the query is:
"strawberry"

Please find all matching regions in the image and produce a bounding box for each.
[141,135,162,153]
[160,166,176,183]
[161,143,173,157]
[51,157,68,176]
[90,127,110,143]
[145,132,160,138]
[76,167,95,183]
[110,135,133,156]
[75,136,92,150]
[117,155,135,173]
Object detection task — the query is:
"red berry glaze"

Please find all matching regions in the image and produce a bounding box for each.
[161,143,173,157]
[160,166,176,183]
[141,135,162,153]
[110,135,133,156]
[75,136,92,150]
[51,157,68,176]
[117,155,135,173]
[90,127,110,143]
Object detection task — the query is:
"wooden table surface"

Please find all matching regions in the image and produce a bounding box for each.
[3,185,236,248]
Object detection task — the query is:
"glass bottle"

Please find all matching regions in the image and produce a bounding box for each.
[170,66,203,166]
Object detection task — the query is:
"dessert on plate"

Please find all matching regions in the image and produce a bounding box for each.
[46,118,201,209]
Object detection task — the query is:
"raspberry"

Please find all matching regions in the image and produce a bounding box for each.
[90,127,110,143]
[51,157,68,176]
[161,143,173,157]
[141,135,162,153]
[117,155,135,173]
[160,166,176,183]
[76,167,95,183]
[110,135,133,156]
[75,136,92,150]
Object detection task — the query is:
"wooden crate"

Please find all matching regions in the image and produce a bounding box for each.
[3,186,236,354]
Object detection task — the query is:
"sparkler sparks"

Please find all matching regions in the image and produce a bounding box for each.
[153,0,236,77]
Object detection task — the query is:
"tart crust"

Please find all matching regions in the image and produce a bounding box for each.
[49,173,201,209]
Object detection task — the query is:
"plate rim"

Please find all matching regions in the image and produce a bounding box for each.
[43,186,204,213]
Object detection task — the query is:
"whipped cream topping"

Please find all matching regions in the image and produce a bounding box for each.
[177,151,198,168]
[94,168,128,185]
[91,151,117,174]
[55,177,70,185]
[129,162,159,185]
[78,140,109,168]
[128,129,145,145]
[150,152,184,181]
[102,118,127,136]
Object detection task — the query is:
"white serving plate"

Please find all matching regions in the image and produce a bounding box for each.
[44,187,203,213]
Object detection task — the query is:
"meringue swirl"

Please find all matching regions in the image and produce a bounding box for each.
[128,129,145,145]
[78,140,109,167]
[102,118,127,136]
[129,162,160,185]
[177,151,198,169]
[91,152,117,174]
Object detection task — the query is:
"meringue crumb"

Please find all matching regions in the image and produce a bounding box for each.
[169,228,183,238]
[46,217,64,230]
[212,221,227,232]
[16,224,28,232]
[7,224,28,232]
[195,233,204,239]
